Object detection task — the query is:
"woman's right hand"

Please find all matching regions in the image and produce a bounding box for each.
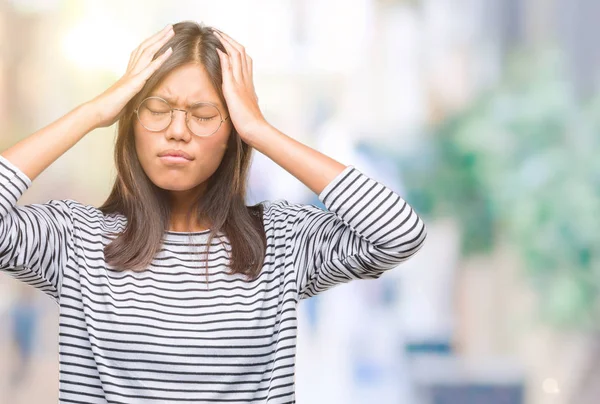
[88,24,175,129]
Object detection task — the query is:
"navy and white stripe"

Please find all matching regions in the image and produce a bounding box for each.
[0,154,426,403]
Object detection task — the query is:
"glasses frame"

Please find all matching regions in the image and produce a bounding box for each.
[134,96,230,137]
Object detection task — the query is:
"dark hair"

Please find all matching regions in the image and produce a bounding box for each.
[99,21,267,279]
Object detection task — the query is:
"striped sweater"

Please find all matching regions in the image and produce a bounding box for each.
[0,154,426,403]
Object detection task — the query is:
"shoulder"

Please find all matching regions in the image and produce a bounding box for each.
[41,198,126,235]
[260,199,329,229]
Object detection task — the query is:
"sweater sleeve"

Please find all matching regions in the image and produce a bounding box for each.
[0,154,75,301]
[288,165,427,299]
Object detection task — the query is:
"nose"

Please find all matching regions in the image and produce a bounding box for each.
[165,108,192,141]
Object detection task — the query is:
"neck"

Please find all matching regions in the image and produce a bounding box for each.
[168,215,210,232]
[167,185,208,232]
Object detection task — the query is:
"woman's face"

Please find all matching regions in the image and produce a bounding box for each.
[134,63,231,195]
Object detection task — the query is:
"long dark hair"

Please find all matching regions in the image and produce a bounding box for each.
[99,21,267,279]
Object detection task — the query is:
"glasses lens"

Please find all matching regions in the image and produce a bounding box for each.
[187,103,222,137]
[138,98,171,131]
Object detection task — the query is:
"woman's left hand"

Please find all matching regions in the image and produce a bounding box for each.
[213,29,268,143]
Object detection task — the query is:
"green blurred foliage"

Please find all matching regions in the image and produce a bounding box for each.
[401,49,600,330]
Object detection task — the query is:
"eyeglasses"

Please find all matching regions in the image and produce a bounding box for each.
[134,96,230,137]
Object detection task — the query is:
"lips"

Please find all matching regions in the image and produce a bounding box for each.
[158,149,194,160]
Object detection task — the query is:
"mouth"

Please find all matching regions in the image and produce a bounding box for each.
[157,149,194,164]
[159,155,193,165]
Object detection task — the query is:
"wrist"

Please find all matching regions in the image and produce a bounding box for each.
[242,120,275,148]
[72,101,104,134]
[80,100,104,131]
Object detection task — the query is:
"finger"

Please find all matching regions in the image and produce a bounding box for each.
[129,25,171,70]
[131,29,175,75]
[213,29,245,55]
[131,26,174,73]
[136,46,173,83]
[246,54,253,82]
[216,48,234,84]
[128,25,173,72]
[216,30,249,76]
[246,55,258,102]
[244,54,257,99]
[214,31,245,83]
[134,24,172,61]
[217,30,253,84]
[128,26,172,72]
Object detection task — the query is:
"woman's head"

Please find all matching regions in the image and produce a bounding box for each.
[100,21,266,278]
[131,23,233,202]
[134,64,231,199]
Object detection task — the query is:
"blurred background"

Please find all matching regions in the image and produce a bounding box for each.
[0,0,596,403]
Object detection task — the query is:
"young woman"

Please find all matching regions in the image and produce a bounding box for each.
[0,21,427,403]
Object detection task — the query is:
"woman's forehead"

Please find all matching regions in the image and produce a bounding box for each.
[149,91,223,109]
[151,64,222,107]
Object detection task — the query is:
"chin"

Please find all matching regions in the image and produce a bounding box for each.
[155,181,199,192]
[150,174,199,192]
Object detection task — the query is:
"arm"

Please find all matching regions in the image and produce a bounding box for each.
[0,156,75,299]
[0,25,175,299]
[1,24,175,180]
[250,126,426,298]
[0,102,100,300]
[247,124,347,196]
[213,31,426,297]
[213,30,346,193]
[1,103,98,181]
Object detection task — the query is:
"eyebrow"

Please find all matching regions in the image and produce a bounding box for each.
[150,93,223,109]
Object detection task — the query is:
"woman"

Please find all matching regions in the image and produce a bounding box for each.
[0,21,426,403]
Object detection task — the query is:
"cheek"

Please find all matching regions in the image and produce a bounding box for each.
[203,131,230,163]
[215,123,232,150]
[134,125,155,151]
[133,128,157,169]
[195,143,226,174]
